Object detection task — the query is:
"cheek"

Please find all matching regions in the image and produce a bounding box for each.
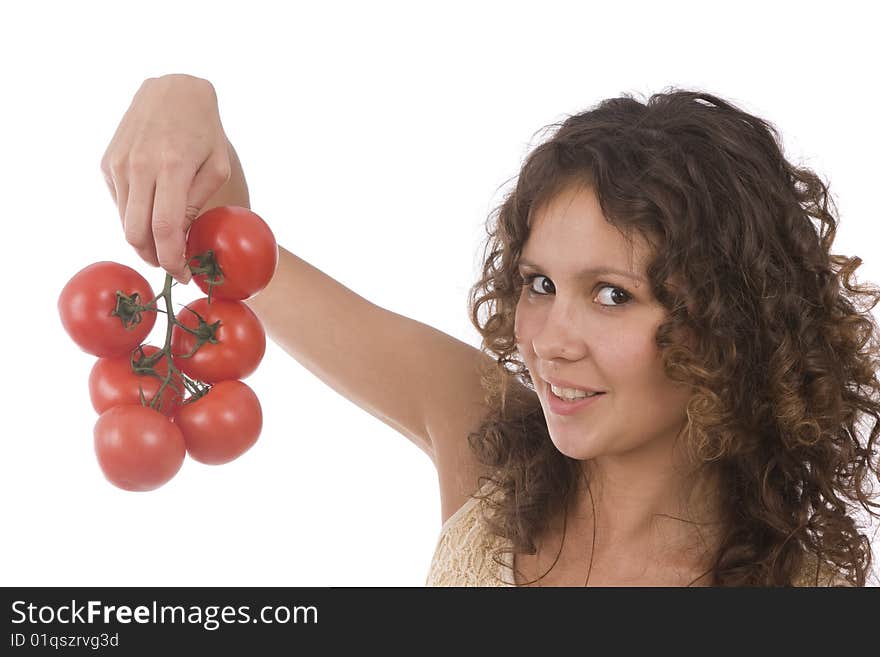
[603,328,654,373]
[513,302,540,372]
[513,299,526,344]
[513,301,541,348]
[601,329,673,403]
[620,334,692,416]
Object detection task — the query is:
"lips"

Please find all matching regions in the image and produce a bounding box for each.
[544,382,606,415]
[541,376,605,395]
[551,388,603,399]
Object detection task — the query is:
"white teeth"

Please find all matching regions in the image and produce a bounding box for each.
[550,384,599,401]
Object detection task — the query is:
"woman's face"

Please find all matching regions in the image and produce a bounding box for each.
[514,183,693,462]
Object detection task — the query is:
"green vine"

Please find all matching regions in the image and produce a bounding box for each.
[116,254,225,413]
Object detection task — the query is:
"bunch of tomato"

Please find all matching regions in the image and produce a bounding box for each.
[57,206,278,492]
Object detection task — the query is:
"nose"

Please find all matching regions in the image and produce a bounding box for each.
[531,298,587,362]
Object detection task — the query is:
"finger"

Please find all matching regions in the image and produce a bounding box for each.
[153,164,198,284]
[186,146,232,214]
[102,169,118,207]
[116,174,130,231]
[123,171,160,267]
[105,171,133,245]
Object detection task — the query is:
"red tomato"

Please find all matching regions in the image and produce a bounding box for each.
[174,380,262,465]
[58,261,157,357]
[93,405,186,491]
[89,345,185,417]
[170,297,266,383]
[186,205,278,300]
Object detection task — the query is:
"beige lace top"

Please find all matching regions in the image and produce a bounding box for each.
[426,479,852,587]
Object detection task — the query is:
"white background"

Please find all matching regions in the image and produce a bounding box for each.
[1,1,878,586]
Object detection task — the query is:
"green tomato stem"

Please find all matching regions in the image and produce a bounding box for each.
[136,273,211,412]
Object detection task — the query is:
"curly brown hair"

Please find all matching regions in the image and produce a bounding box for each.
[465,87,880,586]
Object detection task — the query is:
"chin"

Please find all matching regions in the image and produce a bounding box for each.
[547,427,604,461]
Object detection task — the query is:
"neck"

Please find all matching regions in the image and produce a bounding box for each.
[550,459,724,573]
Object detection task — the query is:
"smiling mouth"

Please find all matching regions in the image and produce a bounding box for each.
[549,386,603,401]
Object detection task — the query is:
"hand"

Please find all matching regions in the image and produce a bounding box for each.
[100,74,232,284]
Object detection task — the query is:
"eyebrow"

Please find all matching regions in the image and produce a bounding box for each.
[517,258,646,284]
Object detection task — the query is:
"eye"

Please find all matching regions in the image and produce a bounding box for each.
[518,273,632,309]
[519,273,553,296]
[595,284,632,308]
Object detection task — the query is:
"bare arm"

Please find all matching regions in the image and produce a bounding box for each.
[200,138,525,518]
[104,77,509,510]
[200,138,437,457]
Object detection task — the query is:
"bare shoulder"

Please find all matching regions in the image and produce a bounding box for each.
[421,336,534,525]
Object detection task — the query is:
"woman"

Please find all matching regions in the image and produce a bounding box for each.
[102,75,878,586]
